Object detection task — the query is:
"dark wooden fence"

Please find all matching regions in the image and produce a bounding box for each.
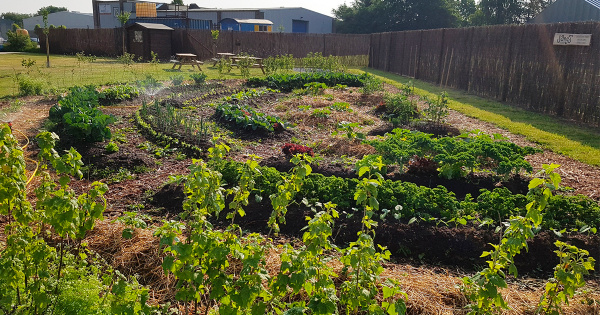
[176,30,371,60]
[369,22,600,126]
[38,28,123,56]
[40,28,370,60]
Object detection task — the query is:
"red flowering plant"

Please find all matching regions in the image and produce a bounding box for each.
[282,143,314,157]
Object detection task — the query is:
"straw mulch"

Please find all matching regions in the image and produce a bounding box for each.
[84,220,600,314]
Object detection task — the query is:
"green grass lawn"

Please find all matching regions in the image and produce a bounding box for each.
[359,68,600,167]
[0,53,266,98]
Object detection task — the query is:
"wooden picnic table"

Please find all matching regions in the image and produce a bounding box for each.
[231,56,265,74]
[171,53,203,71]
[212,52,236,66]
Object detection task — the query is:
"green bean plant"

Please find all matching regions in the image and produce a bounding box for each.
[0,125,156,314]
[268,154,313,234]
[462,164,594,314]
[338,155,407,314]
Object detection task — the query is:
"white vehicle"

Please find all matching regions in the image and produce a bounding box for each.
[0,37,5,44]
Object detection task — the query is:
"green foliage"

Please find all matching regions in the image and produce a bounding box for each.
[247,72,368,92]
[333,0,458,34]
[215,159,600,230]
[310,108,331,119]
[49,85,116,142]
[16,74,46,96]
[236,52,255,79]
[210,29,219,40]
[170,74,185,86]
[114,211,151,239]
[0,127,157,314]
[75,51,97,65]
[360,75,384,95]
[105,141,119,153]
[1,12,32,28]
[99,84,139,105]
[189,72,207,85]
[136,102,205,157]
[382,93,418,126]
[217,57,233,74]
[304,82,327,95]
[5,30,37,52]
[269,154,313,234]
[366,129,541,179]
[332,121,365,140]
[263,54,295,75]
[329,101,352,112]
[36,5,68,16]
[461,164,594,314]
[300,52,347,72]
[536,241,595,314]
[424,91,449,124]
[117,52,136,66]
[216,102,286,132]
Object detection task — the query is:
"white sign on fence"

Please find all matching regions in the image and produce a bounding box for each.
[553,33,592,46]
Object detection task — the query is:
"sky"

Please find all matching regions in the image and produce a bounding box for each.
[1,0,349,17]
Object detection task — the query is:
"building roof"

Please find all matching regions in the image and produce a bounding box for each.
[222,18,274,25]
[128,22,174,30]
[586,0,600,9]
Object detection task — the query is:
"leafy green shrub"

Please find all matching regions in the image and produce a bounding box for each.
[382,93,418,126]
[263,54,295,74]
[0,127,157,314]
[304,82,327,95]
[216,102,286,132]
[49,85,116,142]
[215,159,600,230]
[16,74,45,96]
[366,129,541,179]
[105,141,119,153]
[189,72,207,85]
[424,91,449,124]
[247,72,368,92]
[311,108,331,118]
[329,101,352,112]
[360,75,384,95]
[99,85,139,105]
[4,30,37,52]
[170,74,185,86]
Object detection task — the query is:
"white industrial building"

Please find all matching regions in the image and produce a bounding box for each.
[23,11,94,32]
[91,1,333,33]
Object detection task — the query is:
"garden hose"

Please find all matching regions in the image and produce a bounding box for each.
[12,127,39,187]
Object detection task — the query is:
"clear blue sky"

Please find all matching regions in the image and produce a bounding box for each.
[1,0,347,17]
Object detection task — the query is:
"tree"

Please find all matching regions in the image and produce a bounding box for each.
[171,0,184,5]
[36,6,67,16]
[42,9,50,67]
[116,11,131,55]
[5,28,36,52]
[334,0,458,34]
[0,12,32,28]
[474,0,527,25]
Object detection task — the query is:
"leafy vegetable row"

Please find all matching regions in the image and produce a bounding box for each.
[216,160,600,230]
[246,72,369,92]
[366,128,541,179]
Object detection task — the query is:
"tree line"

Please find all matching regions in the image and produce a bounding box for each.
[333,0,555,34]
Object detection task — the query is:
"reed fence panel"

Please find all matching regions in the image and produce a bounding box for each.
[369,22,600,126]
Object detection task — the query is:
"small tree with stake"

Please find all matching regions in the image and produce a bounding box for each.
[117,11,131,55]
[42,9,50,67]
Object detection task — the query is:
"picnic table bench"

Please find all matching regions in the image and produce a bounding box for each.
[212,53,265,74]
[171,53,203,71]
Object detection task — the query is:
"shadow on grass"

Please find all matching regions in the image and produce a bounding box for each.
[362,68,600,153]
